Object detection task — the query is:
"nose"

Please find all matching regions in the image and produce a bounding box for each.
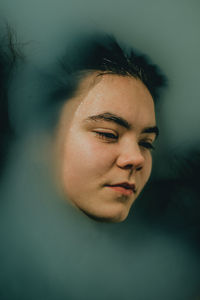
[116,142,145,171]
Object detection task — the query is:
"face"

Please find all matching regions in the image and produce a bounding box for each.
[55,74,157,222]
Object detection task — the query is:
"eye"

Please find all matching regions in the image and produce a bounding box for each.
[93,131,118,142]
[139,140,155,151]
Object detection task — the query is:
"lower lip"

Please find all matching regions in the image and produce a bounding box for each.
[106,186,134,196]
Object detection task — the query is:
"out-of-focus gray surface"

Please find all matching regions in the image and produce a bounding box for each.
[0,134,199,300]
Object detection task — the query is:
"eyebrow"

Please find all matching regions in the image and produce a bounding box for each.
[142,126,159,139]
[85,112,159,138]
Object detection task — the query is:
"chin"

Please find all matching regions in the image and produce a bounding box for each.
[81,205,130,223]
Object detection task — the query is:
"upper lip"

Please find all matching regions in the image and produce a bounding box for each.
[107,182,136,192]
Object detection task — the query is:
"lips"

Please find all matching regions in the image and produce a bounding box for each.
[105,182,136,196]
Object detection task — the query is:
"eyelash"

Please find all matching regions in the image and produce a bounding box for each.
[94,131,118,141]
[94,131,155,150]
[139,141,155,151]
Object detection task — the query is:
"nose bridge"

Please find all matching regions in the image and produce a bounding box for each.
[117,138,144,169]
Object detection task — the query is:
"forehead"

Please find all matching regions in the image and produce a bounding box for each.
[71,73,156,128]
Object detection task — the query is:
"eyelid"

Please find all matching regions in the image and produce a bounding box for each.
[139,140,155,150]
[93,128,119,135]
[93,129,119,141]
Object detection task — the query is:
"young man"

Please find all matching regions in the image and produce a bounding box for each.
[51,35,167,222]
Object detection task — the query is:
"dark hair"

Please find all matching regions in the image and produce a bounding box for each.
[0,27,21,175]
[51,34,167,102]
[42,34,167,129]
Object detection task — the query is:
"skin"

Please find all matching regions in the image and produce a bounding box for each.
[55,73,157,222]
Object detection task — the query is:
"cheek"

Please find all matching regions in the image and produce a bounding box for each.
[141,154,153,186]
[63,133,115,180]
[146,155,153,180]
